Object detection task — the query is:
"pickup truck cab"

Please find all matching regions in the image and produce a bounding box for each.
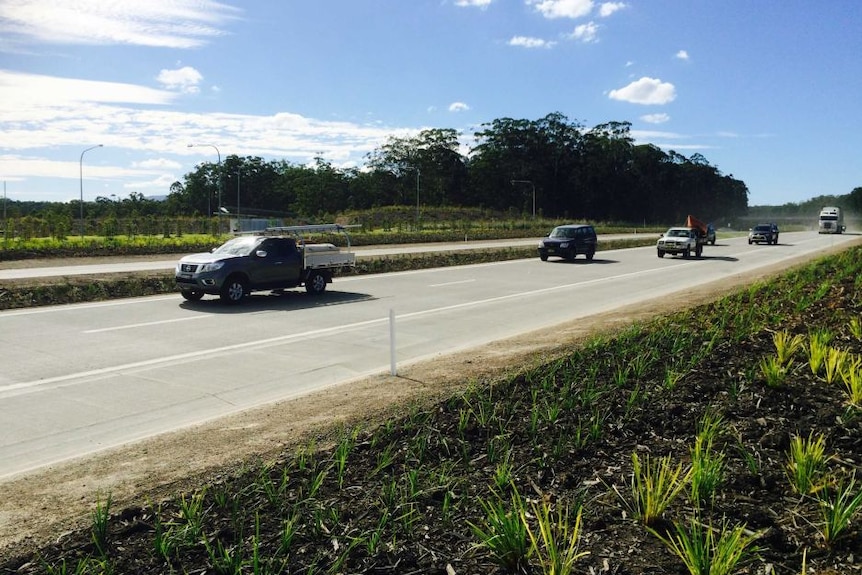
[175,225,356,304]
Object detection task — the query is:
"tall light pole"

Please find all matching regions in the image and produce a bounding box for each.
[511,179,536,218]
[236,169,241,232]
[80,144,103,238]
[187,143,221,216]
[416,168,420,223]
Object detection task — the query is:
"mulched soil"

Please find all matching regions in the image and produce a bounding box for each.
[4,252,862,574]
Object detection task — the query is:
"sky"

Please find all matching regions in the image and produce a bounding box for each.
[0,0,860,208]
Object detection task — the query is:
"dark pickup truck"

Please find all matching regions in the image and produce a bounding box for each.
[175,225,356,304]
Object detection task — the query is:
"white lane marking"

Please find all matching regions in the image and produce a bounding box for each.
[430,279,476,287]
[83,315,211,333]
[1,317,388,396]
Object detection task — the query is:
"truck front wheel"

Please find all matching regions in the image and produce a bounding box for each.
[220,276,248,304]
[181,288,204,301]
[305,270,328,295]
[657,249,665,258]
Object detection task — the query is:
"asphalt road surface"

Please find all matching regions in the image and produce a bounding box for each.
[0,232,857,479]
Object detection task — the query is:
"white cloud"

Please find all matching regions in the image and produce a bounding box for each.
[157,66,204,94]
[569,22,599,43]
[454,0,494,7]
[132,158,183,170]
[609,77,677,105]
[527,0,594,19]
[641,113,670,124]
[0,69,176,109]
[448,102,470,112]
[598,2,626,17]
[508,36,555,48]
[0,0,240,49]
[631,130,684,140]
[675,50,689,60]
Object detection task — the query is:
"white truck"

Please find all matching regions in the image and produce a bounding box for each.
[656,215,709,258]
[818,206,845,234]
[175,224,357,304]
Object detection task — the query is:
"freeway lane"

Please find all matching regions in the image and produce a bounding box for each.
[0,235,642,279]
[0,232,857,478]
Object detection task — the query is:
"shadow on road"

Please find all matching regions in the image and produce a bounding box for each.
[541,258,618,265]
[179,290,374,313]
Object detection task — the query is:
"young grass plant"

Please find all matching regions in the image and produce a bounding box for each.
[468,488,530,573]
[772,330,805,366]
[849,316,862,341]
[521,498,589,575]
[806,330,832,377]
[690,437,726,507]
[90,493,112,558]
[839,354,862,407]
[759,355,791,388]
[817,473,862,545]
[822,347,848,385]
[785,432,830,495]
[619,452,691,525]
[649,515,760,575]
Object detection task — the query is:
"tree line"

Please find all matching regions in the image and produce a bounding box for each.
[16,112,861,229]
[166,113,749,225]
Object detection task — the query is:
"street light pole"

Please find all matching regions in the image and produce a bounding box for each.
[510,179,536,218]
[187,143,221,216]
[236,169,241,232]
[80,144,103,238]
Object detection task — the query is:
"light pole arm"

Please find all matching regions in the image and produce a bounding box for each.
[79,144,103,238]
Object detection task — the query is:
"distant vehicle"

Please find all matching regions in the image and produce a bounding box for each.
[818,206,845,234]
[175,224,356,304]
[537,224,597,261]
[706,223,717,245]
[748,223,779,245]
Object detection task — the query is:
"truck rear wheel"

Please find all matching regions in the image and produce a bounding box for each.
[305,270,328,295]
[695,244,703,257]
[220,276,247,304]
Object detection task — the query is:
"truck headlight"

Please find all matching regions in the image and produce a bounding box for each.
[199,261,225,272]
[560,242,569,248]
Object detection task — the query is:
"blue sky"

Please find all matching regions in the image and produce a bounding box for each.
[1,0,860,207]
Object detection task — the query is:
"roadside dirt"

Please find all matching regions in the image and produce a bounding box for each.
[0,244,857,561]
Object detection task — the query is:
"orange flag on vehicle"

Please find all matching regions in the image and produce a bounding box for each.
[685,214,707,234]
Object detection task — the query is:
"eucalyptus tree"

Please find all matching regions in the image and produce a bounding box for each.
[366,128,466,208]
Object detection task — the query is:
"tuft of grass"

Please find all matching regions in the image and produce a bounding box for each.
[649,515,760,575]
[521,498,589,575]
[618,452,691,526]
[468,487,530,572]
[817,473,862,545]
[772,330,805,366]
[759,355,791,388]
[785,432,830,495]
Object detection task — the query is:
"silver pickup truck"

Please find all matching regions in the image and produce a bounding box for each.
[656,226,705,258]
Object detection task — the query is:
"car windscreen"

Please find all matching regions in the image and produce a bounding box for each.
[212,236,261,256]
[549,227,577,239]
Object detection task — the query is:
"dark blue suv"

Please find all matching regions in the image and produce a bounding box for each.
[537,224,598,261]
